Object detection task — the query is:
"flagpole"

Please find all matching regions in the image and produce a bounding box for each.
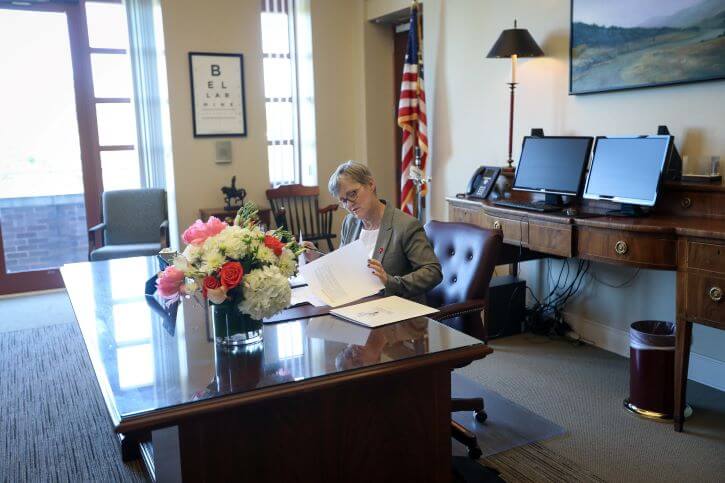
[414,0,424,222]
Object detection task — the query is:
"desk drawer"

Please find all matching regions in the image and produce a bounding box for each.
[449,204,484,226]
[686,273,725,327]
[482,213,528,244]
[529,221,572,257]
[687,241,725,273]
[577,228,676,269]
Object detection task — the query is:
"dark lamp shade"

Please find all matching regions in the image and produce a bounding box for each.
[486,28,544,58]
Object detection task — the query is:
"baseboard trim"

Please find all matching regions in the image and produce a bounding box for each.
[689,352,725,392]
[563,311,725,391]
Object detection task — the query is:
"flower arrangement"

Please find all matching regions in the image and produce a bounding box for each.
[156,203,304,321]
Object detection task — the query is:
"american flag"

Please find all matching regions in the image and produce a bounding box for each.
[397,2,427,216]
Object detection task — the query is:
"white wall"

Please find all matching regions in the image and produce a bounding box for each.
[159,0,270,236]
[423,0,725,382]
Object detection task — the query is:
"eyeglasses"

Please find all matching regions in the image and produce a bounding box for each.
[338,188,361,206]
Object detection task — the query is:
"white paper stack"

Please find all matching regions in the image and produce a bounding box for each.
[330,296,438,328]
[298,239,384,307]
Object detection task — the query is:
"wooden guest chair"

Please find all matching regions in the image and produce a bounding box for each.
[88,188,169,261]
[265,184,338,251]
[424,220,503,459]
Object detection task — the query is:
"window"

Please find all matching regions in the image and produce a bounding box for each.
[85,0,142,192]
[261,0,299,186]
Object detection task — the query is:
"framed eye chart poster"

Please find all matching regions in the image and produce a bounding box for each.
[189,52,247,137]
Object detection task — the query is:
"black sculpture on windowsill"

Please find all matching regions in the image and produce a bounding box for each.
[221,176,246,211]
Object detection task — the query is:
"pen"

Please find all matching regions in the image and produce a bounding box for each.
[305,246,326,256]
[300,230,326,255]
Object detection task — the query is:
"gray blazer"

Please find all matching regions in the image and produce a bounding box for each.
[340,202,442,304]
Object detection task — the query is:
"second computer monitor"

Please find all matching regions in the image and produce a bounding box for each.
[513,136,594,201]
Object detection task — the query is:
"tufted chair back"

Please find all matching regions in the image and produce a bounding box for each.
[424,221,503,339]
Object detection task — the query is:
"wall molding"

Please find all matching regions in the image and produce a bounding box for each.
[563,311,725,392]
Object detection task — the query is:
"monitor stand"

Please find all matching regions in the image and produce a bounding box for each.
[543,194,566,207]
[606,204,648,217]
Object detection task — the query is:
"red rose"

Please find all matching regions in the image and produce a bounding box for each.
[202,275,221,299]
[220,261,244,288]
[264,234,285,256]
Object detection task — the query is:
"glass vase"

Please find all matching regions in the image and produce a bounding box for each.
[210,301,263,346]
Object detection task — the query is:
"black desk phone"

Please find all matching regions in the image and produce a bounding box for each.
[465,166,501,199]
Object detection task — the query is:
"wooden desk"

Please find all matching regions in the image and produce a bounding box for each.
[447,181,725,432]
[62,257,490,482]
[199,206,271,228]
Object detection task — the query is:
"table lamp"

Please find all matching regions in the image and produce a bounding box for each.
[487,20,544,173]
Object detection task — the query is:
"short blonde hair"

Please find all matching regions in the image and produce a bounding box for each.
[327,161,375,197]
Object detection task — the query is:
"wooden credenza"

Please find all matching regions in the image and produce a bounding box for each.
[199,207,272,228]
[447,181,725,431]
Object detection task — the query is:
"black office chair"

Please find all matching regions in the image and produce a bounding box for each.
[424,220,502,459]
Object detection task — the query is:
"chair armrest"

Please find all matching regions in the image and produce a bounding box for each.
[88,222,106,233]
[87,222,107,260]
[160,219,170,249]
[430,299,486,322]
[317,204,338,215]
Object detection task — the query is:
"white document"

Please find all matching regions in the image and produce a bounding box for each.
[289,272,306,288]
[298,239,384,307]
[289,285,326,307]
[306,317,371,345]
[330,296,439,328]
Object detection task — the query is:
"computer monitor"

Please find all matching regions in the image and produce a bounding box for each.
[513,136,594,205]
[583,135,673,215]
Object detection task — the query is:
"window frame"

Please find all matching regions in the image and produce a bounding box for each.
[261,0,302,186]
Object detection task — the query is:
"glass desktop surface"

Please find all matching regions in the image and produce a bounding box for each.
[61,257,482,423]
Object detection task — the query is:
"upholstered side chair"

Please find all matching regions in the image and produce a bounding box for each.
[88,188,169,261]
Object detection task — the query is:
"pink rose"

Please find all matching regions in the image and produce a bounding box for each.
[182,217,228,246]
[205,216,227,238]
[206,286,229,305]
[182,219,210,246]
[156,266,185,299]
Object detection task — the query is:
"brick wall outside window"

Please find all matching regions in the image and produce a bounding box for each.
[0,194,87,273]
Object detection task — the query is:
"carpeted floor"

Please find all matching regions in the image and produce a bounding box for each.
[0,322,147,482]
[462,334,725,482]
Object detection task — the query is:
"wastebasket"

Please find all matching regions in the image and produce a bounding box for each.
[624,320,691,420]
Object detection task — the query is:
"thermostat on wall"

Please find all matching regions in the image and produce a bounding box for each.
[215,140,232,164]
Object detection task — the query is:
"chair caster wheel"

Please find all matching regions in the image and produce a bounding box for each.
[475,410,488,423]
[467,446,482,460]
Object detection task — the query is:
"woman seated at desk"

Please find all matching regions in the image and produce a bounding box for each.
[303,161,442,304]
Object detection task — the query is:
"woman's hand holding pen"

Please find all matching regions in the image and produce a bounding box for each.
[301,241,323,262]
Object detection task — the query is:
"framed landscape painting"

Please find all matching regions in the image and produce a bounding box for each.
[570,0,725,94]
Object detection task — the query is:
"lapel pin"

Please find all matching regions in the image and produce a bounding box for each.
[378,247,384,254]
